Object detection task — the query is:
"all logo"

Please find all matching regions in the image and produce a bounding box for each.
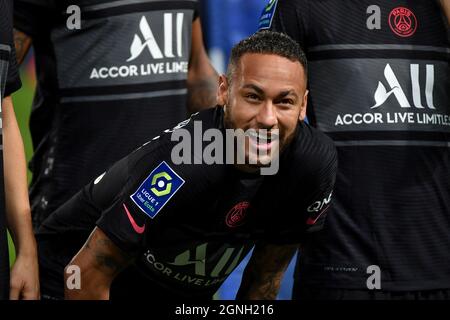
[168,243,245,278]
[127,14,184,62]
[388,7,417,38]
[372,63,435,109]
[89,12,188,80]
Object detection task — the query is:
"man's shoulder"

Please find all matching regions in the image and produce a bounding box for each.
[284,121,337,173]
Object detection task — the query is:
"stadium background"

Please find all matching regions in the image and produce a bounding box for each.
[9,0,297,300]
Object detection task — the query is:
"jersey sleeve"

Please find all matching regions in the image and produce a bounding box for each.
[3,0,21,97]
[258,0,309,51]
[93,115,203,255]
[93,139,181,255]
[263,134,338,244]
[193,0,200,21]
[14,0,57,38]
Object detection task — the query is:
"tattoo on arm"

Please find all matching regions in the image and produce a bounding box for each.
[237,243,298,300]
[13,29,32,65]
[94,239,127,274]
[85,229,130,276]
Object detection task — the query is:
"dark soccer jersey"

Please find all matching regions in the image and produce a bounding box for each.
[0,0,22,300]
[262,0,450,290]
[14,0,200,227]
[36,107,337,299]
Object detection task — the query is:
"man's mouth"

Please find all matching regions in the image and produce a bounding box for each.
[246,130,279,151]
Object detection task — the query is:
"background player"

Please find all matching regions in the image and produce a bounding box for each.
[13,0,218,229]
[0,0,39,300]
[260,0,450,299]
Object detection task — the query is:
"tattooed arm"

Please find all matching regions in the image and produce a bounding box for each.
[64,227,132,300]
[187,18,218,113]
[236,242,298,300]
[13,29,32,65]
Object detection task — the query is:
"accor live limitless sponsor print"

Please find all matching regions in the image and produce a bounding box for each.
[142,243,247,287]
[334,63,450,129]
[90,14,188,80]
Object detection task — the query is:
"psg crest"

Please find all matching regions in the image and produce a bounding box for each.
[226,202,250,228]
[388,7,417,38]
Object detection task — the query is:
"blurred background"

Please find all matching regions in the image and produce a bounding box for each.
[10,0,297,300]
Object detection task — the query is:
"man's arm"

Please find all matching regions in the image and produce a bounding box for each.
[13,29,32,65]
[64,227,132,300]
[2,96,39,299]
[440,0,450,24]
[236,242,298,300]
[187,18,218,113]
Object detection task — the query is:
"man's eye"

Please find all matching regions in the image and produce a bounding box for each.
[246,94,260,100]
[280,99,294,105]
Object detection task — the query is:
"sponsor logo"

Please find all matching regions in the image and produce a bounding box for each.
[123,203,146,234]
[372,63,435,109]
[258,0,278,30]
[334,63,450,128]
[225,202,250,228]
[388,7,417,38]
[130,161,184,219]
[142,243,246,287]
[306,192,332,225]
[89,13,188,80]
[127,14,184,62]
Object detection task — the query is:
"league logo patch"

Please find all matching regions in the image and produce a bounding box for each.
[388,7,417,38]
[258,0,278,30]
[130,161,184,219]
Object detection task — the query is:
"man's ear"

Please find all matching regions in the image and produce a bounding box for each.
[217,74,229,106]
[299,89,308,121]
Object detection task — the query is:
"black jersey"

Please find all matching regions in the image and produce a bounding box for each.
[36,107,337,299]
[14,0,200,227]
[262,0,450,291]
[0,0,22,300]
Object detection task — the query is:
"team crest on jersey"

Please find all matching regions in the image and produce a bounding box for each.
[130,161,184,219]
[258,0,278,30]
[388,7,417,38]
[225,202,250,228]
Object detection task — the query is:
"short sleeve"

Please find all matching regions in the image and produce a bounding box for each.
[261,133,338,244]
[1,0,21,97]
[193,0,200,21]
[94,140,179,255]
[14,0,57,38]
[93,113,203,254]
[4,44,21,97]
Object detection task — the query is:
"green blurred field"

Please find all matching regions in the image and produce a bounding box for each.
[8,64,35,265]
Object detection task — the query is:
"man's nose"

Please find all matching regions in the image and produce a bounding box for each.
[256,101,278,129]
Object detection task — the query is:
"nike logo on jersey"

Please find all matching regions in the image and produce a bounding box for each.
[123,203,146,234]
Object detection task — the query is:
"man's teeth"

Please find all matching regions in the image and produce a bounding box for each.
[246,131,279,142]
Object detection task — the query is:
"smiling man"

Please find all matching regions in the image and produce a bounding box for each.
[35,31,337,300]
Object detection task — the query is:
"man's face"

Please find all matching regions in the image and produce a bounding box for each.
[218,53,308,168]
